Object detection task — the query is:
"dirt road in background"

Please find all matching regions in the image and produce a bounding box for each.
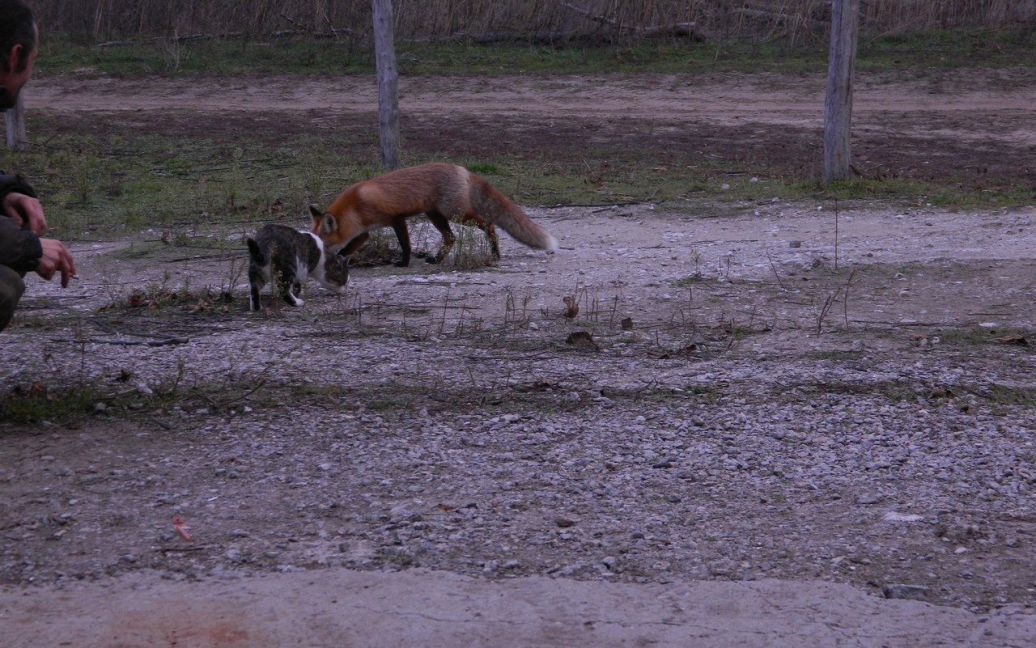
[28,71,1036,146]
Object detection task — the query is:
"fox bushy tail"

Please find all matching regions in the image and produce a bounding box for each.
[469,175,558,252]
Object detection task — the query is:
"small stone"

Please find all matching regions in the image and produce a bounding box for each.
[883,511,923,523]
[318,463,333,471]
[789,240,802,249]
[556,563,583,577]
[93,402,108,413]
[390,504,422,523]
[555,517,578,528]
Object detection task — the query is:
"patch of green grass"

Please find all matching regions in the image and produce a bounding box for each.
[672,274,714,288]
[0,384,109,424]
[465,162,500,175]
[857,28,1036,73]
[4,109,1030,246]
[690,174,1033,211]
[39,36,376,77]
[935,326,1033,351]
[35,28,1035,79]
[3,128,374,239]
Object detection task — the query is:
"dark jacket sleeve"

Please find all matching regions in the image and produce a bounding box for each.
[0,217,42,273]
[0,171,42,273]
[0,172,37,201]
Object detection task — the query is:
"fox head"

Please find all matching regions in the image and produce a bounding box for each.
[309,204,369,257]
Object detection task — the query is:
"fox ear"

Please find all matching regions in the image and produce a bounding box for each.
[320,213,338,235]
[309,204,324,224]
[342,231,371,257]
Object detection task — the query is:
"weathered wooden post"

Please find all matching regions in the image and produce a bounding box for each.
[4,93,27,151]
[372,0,400,170]
[822,0,860,184]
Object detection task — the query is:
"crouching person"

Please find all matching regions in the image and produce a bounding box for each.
[0,1,76,332]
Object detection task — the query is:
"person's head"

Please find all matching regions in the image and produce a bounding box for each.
[0,0,36,109]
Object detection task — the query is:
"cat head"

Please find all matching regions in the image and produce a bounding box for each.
[322,250,350,290]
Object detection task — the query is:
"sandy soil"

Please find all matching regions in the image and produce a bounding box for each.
[2,71,1036,638]
[28,71,1036,146]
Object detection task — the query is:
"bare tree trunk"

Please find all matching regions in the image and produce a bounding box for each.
[5,93,27,151]
[823,0,859,184]
[372,0,400,170]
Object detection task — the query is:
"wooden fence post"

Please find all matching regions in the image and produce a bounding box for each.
[4,93,28,151]
[823,0,859,184]
[372,0,400,170]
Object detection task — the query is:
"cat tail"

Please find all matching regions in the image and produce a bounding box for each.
[246,238,265,266]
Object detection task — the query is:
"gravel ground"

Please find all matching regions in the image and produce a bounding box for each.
[2,203,1035,614]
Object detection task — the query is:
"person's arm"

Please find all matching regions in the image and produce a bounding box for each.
[0,172,45,235]
[0,217,42,274]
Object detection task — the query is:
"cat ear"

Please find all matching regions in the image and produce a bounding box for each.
[309,204,324,224]
[320,213,338,235]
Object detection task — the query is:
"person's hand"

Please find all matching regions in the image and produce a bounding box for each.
[36,238,76,288]
[3,192,47,235]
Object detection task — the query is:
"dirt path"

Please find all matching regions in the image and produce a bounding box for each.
[27,72,1036,145]
[4,569,1036,647]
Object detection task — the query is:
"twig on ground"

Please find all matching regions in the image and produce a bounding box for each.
[767,252,787,290]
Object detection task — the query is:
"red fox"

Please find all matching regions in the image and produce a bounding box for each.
[309,163,558,266]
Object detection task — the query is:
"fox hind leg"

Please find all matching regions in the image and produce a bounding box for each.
[461,213,500,260]
[421,209,456,264]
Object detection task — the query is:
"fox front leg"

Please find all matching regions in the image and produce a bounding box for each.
[391,220,412,268]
